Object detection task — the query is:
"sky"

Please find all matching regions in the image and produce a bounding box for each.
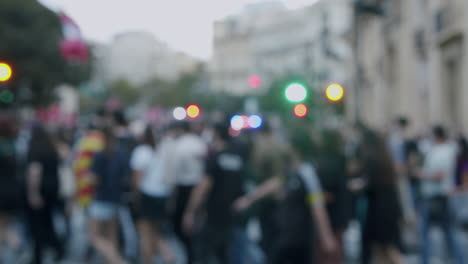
[39,0,319,60]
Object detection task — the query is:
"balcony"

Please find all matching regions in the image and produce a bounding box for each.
[436,0,464,45]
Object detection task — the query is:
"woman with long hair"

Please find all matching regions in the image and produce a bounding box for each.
[130,126,174,264]
[26,124,65,264]
[360,129,404,264]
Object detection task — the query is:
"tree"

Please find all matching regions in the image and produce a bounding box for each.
[0,0,90,106]
[107,79,140,106]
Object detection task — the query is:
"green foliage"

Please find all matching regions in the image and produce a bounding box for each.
[0,0,91,106]
[107,79,140,106]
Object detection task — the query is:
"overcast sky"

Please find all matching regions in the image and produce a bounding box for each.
[39,0,319,59]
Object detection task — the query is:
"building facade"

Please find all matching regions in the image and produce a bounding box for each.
[210,0,353,96]
[94,31,199,87]
[350,0,468,135]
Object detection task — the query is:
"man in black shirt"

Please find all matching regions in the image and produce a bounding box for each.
[183,123,248,263]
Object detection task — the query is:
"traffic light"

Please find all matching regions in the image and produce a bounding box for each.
[0,63,12,82]
[325,83,344,102]
[186,104,200,119]
[285,82,307,103]
[293,103,308,118]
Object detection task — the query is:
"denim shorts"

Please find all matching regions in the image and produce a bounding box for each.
[89,200,120,221]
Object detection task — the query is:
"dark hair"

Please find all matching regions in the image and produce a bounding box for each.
[113,110,127,126]
[213,122,230,141]
[361,129,397,186]
[28,124,57,160]
[459,136,468,161]
[433,125,447,141]
[320,130,342,156]
[101,128,116,154]
[259,120,272,134]
[397,116,409,128]
[180,121,190,133]
[290,126,317,160]
[0,111,18,138]
[142,126,156,148]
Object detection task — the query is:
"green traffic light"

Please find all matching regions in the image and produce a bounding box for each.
[285,82,307,102]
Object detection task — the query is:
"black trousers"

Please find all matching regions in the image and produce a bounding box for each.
[258,199,279,261]
[173,185,195,264]
[28,200,63,264]
[272,245,310,264]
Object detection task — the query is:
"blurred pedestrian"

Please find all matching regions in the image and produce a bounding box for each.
[0,112,21,258]
[358,130,404,264]
[110,110,139,260]
[418,126,464,264]
[171,121,207,264]
[388,117,409,173]
[271,127,336,264]
[455,136,468,190]
[72,110,105,209]
[233,122,287,261]
[183,122,248,263]
[88,129,129,264]
[130,126,175,264]
[26,124,65,264]
[315,130,350,264]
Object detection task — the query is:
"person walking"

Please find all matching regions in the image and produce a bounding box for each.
[183,122,249,263]
[88,129,129,264]
[130,126,175,264]
[358,130,404,264]
[26,124,65,264]
[235,126,337,263]
[272,127,337,264]
[0,112,21,260]
[418,126,464,264]
[315,130,351,264]
[171,121,207,264]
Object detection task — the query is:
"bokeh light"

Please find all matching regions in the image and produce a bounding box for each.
[173,107,186,120]
[326,83,344,102]
[230,115,244,131]
[248,75,262,89]
[0,90,14,104]
[0,63,12,82]
[293,103,308,118]
[285,83,307,102]
[241,115,249,129]
[248,115,263,129]
[186,104,200,119]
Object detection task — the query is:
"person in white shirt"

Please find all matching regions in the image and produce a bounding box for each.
[130,126,174,264]
[171,121,207,264]
[418,125,464,264]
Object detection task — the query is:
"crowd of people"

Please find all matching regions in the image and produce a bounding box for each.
[0,108,468,264]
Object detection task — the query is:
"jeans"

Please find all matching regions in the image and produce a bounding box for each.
[230,227,265,264]
[420,196,464,264]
